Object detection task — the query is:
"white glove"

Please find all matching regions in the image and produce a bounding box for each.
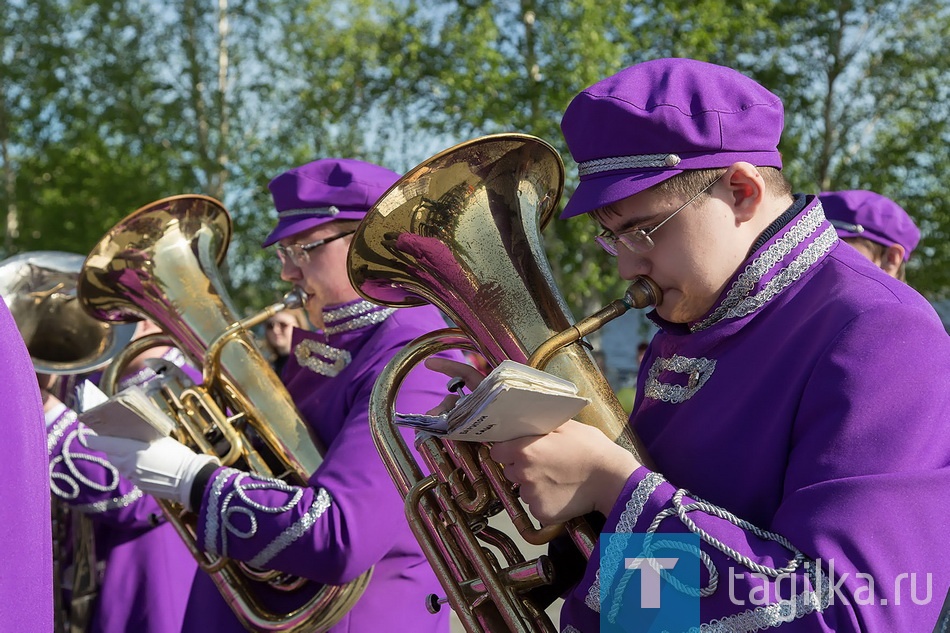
[85,435,219,509]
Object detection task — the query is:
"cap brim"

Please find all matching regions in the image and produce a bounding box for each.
[560,169,682,219]
[832,228,864,242]
[834,228,913,261]
[261,211,367,248]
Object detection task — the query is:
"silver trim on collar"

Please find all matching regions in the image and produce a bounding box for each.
[322,299,396,335]
[692,204,837,332]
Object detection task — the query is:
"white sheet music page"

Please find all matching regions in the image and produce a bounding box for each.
[395,360,590,442]
[79,384,176,443]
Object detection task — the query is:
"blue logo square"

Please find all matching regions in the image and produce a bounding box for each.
[598,532,701,632]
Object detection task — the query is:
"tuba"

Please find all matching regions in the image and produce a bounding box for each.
[347,134,658,632]
[77,195,371,632]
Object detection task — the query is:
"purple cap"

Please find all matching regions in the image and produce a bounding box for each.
[262,158,400,247]
[560,58,785,219]
[818,190,920,260]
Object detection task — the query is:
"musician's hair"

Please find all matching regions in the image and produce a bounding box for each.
[594,166,793,224]
[654,166,792,199]
[842,236,907,281]
[329,219,362,233]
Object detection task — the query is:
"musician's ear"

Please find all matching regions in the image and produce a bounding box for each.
[881,244,905,278]
[134,319,163,339]
[721,162,764,223]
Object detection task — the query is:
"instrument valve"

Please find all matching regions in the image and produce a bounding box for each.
[425,594,447,614]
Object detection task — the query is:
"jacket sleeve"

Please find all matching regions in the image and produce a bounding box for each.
[47,406,165,528]
[591,304,950,632]
[193,342,450,585]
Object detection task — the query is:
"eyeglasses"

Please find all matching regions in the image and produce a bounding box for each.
[275,230,356,266]
[594,176,721,256]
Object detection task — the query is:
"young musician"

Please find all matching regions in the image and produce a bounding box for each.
[89,158,461,632]
[430,58,950,631]
[42,319,201,633]
[818,189,920,281]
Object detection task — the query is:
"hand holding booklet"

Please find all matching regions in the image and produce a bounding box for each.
[395,360,590,442]
[78,381,177,443]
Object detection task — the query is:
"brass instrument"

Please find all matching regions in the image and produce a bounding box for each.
[0,250,139,633]
[77,195,371,632]
[346,134,659,632]
[0,251,137,375]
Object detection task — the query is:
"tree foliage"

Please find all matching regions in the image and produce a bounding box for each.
[2,0,948,321]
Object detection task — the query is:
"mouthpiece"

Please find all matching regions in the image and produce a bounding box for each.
[283,288,308,310]
[623,276,662,310]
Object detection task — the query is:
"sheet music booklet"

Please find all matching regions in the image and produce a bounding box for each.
[78,380,176,443]
[395,360,590,442]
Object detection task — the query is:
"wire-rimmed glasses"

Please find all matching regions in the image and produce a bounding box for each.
[275,230,356,266]
[595,176,721,256]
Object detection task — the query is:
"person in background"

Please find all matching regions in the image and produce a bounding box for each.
[616,341,650,413]
[428,58,950,631]
[635,340,648,365]
[818,189,920,281]
[42,318,201,633]
[262,307,310,376]
[89,158,463,632]
[0,297,53,631]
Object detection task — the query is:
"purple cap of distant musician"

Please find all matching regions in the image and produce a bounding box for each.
[818,190,920,260]
[262,158,400,247]
[559,58,785,219]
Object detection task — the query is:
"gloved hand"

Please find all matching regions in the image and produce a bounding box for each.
[85,434,219,509]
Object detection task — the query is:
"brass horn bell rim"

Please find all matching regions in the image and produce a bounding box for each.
[0,250,138,375]
[347,132,565,309]
[78,194,232,324]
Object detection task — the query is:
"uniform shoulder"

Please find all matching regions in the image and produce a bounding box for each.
[381,304,452,334]
[804,246,944,332]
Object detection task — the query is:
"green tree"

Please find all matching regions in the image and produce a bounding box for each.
[365,0,950,310]
[368,0,780,315]
[756,0,950,295]
[1,0,298,313]
[4,0,948,317]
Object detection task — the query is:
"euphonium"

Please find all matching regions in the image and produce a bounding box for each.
[347,134,658,632]
[77,195,371,632]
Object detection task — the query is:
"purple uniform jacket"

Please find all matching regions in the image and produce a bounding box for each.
[189,299,455,632]
[47,350,200,633]
[0,300,53,630]
[560,196,950,632]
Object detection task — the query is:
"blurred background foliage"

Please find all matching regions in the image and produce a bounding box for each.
[3,0,949,321]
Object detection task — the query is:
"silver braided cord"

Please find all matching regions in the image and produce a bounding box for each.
[667,488,805,579]
[577,153,682,176]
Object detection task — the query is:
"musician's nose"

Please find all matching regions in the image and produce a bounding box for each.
[617,249,650,281]
[280,257,302,283]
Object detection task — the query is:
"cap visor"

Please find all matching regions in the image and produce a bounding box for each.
[261,211,367,247]
[560,169,681,219]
